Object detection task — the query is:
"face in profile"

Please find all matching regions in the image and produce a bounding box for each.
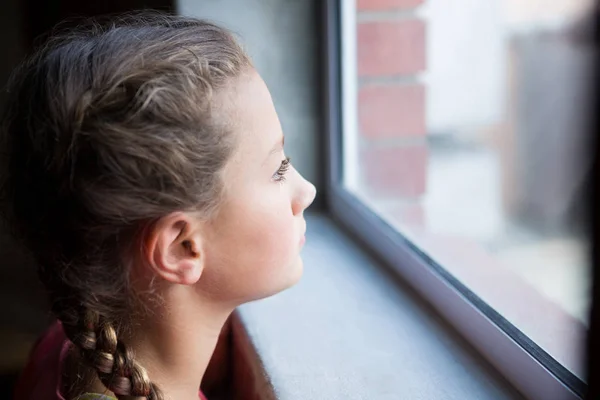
[196,69,317,306]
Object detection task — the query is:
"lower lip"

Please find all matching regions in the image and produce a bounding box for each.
[299,235,306,245]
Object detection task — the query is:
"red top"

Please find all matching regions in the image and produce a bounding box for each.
[13,321,207,400]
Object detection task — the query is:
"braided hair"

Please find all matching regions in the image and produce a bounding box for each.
[0,11,251,399]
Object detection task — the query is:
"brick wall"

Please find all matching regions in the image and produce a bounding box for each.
[356,0,427,222]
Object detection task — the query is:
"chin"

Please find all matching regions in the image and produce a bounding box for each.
[286,255,304,287]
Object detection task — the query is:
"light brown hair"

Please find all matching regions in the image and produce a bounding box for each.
[0,11,251,399]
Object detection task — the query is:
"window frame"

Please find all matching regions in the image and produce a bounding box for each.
[322,0,586,398]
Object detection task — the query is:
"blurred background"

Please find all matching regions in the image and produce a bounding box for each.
[341,0,596,382]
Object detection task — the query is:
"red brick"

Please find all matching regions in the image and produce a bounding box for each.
[359,84,425,138]
[357,0,424,11]
[358,19,426,77]
[360,145,428,197]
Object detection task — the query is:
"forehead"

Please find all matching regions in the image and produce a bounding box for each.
[219,70,282,177]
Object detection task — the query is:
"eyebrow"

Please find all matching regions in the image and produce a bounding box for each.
[267,135,285,158]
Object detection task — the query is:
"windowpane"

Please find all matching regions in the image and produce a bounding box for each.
[341,0,595,381]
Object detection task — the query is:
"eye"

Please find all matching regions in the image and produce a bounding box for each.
[273,157,291,183]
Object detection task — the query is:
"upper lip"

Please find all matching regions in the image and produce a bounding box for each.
[299,220,306,239]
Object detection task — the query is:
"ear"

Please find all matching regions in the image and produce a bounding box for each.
[143,212,205,285]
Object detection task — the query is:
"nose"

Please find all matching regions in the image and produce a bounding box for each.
[292,175,317,216]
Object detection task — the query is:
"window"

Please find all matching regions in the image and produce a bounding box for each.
[325,0,595,398]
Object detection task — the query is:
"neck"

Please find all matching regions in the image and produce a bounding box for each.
[125,290,234,400]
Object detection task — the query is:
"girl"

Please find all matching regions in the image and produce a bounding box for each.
[0,12,316,400]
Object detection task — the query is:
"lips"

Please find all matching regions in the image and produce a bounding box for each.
[299,221,307,245]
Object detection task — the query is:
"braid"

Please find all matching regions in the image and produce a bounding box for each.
[0,11,251,400]
[62,309,165,400]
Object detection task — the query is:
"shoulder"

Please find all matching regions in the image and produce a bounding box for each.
[13,320,72,400]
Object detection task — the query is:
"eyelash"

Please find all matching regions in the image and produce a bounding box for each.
[273,157,291,183]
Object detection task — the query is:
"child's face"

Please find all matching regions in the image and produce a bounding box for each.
[198,69,316,305]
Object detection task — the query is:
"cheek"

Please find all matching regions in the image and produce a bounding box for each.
[245,211,296,265]
[246,184,297,252]
[202,189,300,302]
[235,199,297,274]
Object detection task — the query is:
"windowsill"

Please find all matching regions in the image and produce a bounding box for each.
[232,212,523,399]
[351,180,588,379]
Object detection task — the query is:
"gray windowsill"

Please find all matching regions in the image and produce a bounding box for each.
[236,213,524,400]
